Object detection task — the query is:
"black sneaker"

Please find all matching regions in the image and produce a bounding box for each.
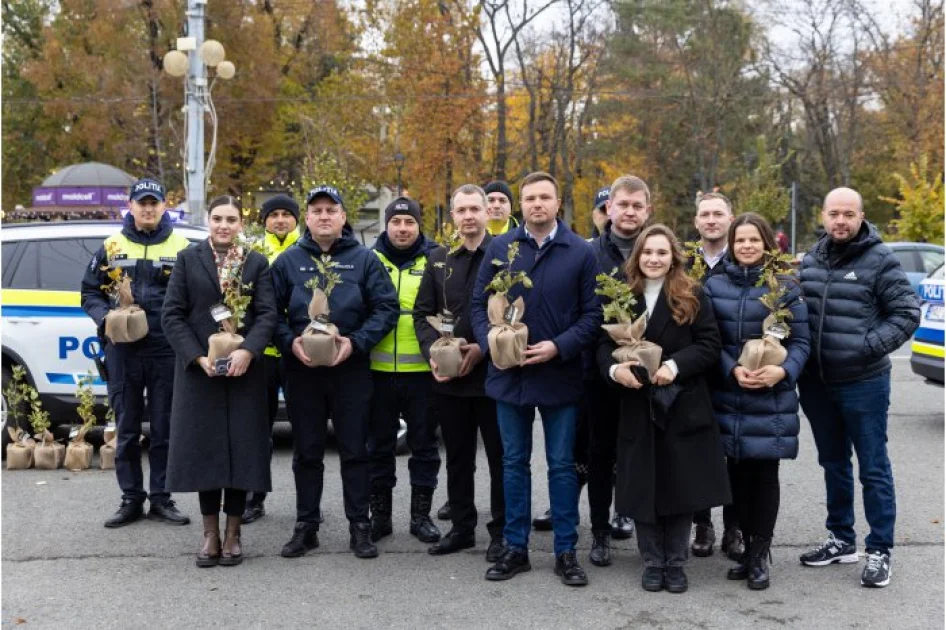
[641,566,664,592]
[610,514,634,540]
[554,550,589,586]
[104,500,144,529]
[664,566,688,593]
[861,550,891,588]
[281,522,319,558]
[148,499,191,525]
[799,534,858,567]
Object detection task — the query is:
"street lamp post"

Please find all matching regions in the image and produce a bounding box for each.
[394,151,405,197]
[163,34,236,226]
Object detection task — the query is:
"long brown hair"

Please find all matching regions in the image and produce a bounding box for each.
[624,224,700,325]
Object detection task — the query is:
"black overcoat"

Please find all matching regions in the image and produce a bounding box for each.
[597,287,731,523]
[161,240,277,493]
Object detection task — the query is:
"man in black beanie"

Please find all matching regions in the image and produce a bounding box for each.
[368,196,443,545]
[484,180,519,236]
[243,193,301,524]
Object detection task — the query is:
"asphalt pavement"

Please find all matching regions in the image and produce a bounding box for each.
[2,348,943,628]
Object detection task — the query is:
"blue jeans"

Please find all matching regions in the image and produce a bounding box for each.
[496,402,579,555]
[799,372,895,553]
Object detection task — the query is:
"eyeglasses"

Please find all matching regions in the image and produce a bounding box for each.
[309,208,342,216]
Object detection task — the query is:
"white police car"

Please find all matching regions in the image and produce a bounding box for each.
[910,263,944,384]
[1,221,207,425]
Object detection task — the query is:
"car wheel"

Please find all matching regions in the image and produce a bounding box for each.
[395,416,409,456]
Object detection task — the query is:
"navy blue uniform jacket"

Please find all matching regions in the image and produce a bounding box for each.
[270,226,399,368]
[471,219,602,407]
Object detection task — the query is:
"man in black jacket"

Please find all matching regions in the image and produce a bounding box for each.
[582,176,653,566]
[688,192,743,560]
[797,187,919,589]
[271,185,399,560]
[415,184,506,561]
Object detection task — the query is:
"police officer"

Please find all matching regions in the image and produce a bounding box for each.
[484,180,519,236]
[367,197,442,544]
[272,185,398,559]
[243,194,301,524]
[81,177,192,528]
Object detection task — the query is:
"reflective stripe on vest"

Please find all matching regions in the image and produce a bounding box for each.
[370,250,429,373]
[263,230,299,357]
[104,230,191,262]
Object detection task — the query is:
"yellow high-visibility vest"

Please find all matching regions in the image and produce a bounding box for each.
[263,229,299,357]
[370,250,430,373]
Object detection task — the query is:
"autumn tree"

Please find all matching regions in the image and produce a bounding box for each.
[883,155,944,244]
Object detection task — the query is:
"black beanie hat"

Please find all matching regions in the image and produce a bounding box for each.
[483,180,514,205]
[260,194,300,223]
[384,196,422,225]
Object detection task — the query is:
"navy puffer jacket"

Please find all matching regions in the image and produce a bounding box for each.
[703,261,811,460]
[800,222,919,384]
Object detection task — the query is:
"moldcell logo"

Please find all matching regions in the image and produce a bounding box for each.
[106,192,128,202]
[34,192,53,202]
[61,192,96,202]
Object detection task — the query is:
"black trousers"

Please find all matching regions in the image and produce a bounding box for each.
[729,459,780,538]
[368,372,440,490]
[106,345,174,505]
[285,363,372,526]
[636,512,693,568]
[435,393,505,538]
[693,459,739,529]
[247,353,283,507]
[586,377,619,532]
[199,488,247,516]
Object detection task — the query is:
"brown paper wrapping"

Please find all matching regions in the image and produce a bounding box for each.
[64,426,93,470]
[33,431,63,470]
[738,314,789,371]
[425,315,464,378]
[208,332,245,363]
[602,315,663,377]
[5,427,34,470]
[486,294,528,370]
[301,287,339,366]
[100,426,117,470]
[104,276,149,343]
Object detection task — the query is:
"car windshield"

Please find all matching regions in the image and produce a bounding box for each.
[931,263,944,281]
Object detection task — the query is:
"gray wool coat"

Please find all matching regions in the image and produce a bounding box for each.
[161,240,277,493]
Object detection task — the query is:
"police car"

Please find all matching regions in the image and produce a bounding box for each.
[1,221,208,426]
[910,263,944,384]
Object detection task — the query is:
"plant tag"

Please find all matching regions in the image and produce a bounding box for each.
[440,311,455,335]
[210,304,232,323]
[307,316,330,333]
[69,427,79,439]
[503,305,521,325]
[765,323,788,340]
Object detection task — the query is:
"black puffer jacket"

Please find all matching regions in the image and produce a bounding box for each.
[800,222,920,383]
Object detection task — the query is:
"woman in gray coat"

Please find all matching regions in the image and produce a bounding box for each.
[162,196,277,567]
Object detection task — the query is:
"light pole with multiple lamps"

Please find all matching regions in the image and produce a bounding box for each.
[162,36,235,226]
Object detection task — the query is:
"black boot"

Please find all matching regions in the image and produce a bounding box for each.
[409,486,441,543]
[589,530,612,567]
[532,509,553,531]
[437,500,451,521]
[727,534,751,580]
[350,522,379,559]
[281,521,319,558]
[722,527,745,561]
[747,535,772,590]
[369,486,393,542]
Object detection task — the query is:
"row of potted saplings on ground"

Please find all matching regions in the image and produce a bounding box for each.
[4,365,115,471]
[4,230,792,469]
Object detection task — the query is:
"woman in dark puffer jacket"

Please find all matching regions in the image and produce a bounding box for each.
[703,213,810,590]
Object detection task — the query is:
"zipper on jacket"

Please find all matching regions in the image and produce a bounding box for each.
[818,276,832,383]
[394,265,402,371]
[734,267,750,461]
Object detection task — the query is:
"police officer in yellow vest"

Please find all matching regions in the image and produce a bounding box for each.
[368,197,442,544]
[243,194,301,524]
[81,177,192,529]
[484,180,520,236]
